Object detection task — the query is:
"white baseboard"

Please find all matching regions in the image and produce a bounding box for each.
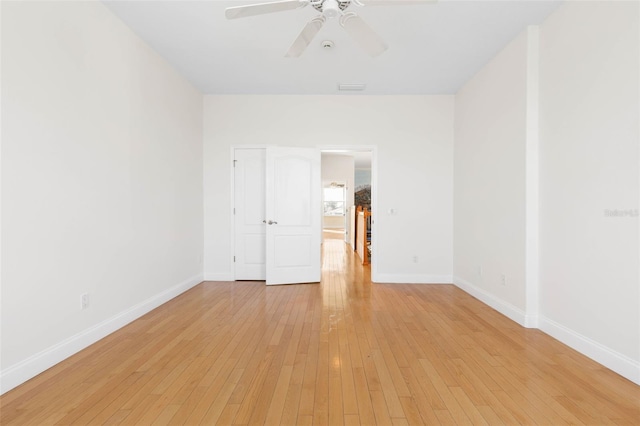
[373,274,452,284]
[204,273,234,281]
[452,276,639,385]
[539,316,640,386]
[453,276,534,327]
[0,274,203,395]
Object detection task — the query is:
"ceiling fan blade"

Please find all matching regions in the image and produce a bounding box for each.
[285,17,325,57]
[340,13,388,57]
[225,0,306,20]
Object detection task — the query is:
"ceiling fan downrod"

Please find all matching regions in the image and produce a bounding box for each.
[320,0,343,18]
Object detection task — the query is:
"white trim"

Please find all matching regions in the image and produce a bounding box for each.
[374,274,452,284]
[539,316,640,386]
[370,147,379,283]
[453,276,534,327]
[637,0,640,387]
[230,146,236,281]
[0,274,203,395]
[0,2,3,397]
[204,273,234,282]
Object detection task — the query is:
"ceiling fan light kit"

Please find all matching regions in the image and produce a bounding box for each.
[225,0,435,57]
[322,40,335,49]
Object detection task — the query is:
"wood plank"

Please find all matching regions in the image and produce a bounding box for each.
[200,368,244,424]
[345,414,361,425]
[280,354,307,425]
[264,365,294,425]
[217,403,240,425]
[1,234,638,425]
[150,404,180,426]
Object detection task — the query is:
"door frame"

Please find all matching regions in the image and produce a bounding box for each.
[231,145,378,283]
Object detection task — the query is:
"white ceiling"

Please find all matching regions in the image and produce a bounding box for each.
[103,0,561,95]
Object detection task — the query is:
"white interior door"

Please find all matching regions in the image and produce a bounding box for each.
[265,147,321,285]
[234,149,266,280]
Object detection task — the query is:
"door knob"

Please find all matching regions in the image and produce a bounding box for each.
[267,220,278,225]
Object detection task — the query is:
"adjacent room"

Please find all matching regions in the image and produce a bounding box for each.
[1,0,639,424]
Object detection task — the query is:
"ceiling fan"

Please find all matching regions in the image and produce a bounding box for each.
[225,0,436,57]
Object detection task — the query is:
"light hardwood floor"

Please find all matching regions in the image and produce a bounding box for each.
[1,235,639,425]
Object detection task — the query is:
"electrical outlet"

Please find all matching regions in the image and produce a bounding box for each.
[81,293,89,310]
[412,255,418,263]
[501,274,506,286]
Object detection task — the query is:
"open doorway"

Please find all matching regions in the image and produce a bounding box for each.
[322,182,347,241]
[321,150,373,267]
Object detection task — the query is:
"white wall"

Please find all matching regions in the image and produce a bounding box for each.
[453,29,531,323]
[1,1,204,393]
[204,96,454,283]
[454,0,639,384]
[538,0,639,382]
[321,154,355,232]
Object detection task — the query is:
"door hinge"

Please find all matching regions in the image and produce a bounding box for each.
[233,256,236,262]
[233,207,236,215]
[233,160,237,167]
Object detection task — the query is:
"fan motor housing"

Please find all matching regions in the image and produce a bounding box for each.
[312,0,351,13]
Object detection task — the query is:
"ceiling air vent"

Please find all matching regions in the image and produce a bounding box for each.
[338,83,366,91]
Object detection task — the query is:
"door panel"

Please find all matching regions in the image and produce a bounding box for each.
[266,147,321,285]
[243,234,266,265]
[234,149,266,280]
[274,235,311,267]
[274,157,312,226]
